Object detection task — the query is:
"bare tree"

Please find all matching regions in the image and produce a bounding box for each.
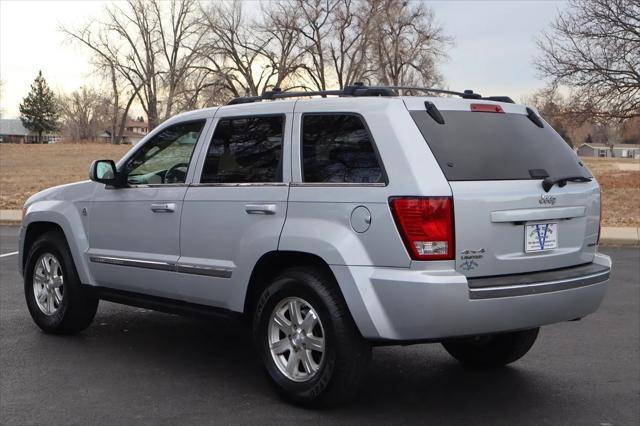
[200,1,270,97]
[288,0,339,91]
[62,0,453,113]
[524,89,576,147]
[59,87,111,141]
[102,0,161,128]
[63,0,205,130]
[260,1,306,90]
[61,24,142,143]
[200,0,307,97]
[371,0,451,88]
[328,0,377,88]
[152,0,205,119]
[535,0,640,121]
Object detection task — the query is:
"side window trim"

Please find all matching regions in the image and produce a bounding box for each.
[195,113,287,185]
[119,118,209,188]
[298,112,389,186]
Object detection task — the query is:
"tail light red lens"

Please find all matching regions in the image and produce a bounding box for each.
[389,197,455,261]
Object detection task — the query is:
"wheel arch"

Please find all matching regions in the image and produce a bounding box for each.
[242,250,378,339]
[22,222,65,271]
[20,205,92,284]
[243,251,336,319]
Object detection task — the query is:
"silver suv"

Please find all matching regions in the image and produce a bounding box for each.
[19,85,611,406]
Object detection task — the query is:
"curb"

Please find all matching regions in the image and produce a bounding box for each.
[600,227,640,247]
[0,210,22,226]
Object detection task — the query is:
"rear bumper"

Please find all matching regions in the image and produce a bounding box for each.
[332,253,611,341]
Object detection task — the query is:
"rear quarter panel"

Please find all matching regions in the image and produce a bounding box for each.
[280,98,452,267]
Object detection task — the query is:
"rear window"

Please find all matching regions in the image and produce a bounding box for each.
[410,111,590,181]
[302,114,384,183]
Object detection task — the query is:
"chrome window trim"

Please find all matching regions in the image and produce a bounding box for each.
[89,256,233,278]
[189,182,289,188]
[124,183,189,189]
[468,269,610,299]
[290,182,386,187]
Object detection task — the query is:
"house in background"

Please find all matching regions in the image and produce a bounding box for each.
[123,119,149,144]
[99,119,149,144]
[0,118,61,143]
[577,143,640,159]
[0,119,28,143]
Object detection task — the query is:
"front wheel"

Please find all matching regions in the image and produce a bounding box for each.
[24,231,99,334]
[252,267,371,406]
[441,328,540,369]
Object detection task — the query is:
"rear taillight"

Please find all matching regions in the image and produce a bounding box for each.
[389,197,455,261]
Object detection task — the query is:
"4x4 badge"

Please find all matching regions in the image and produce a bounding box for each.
[539,194,556,205]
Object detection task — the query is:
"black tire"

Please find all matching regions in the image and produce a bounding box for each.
[24,231,98,334]
[441,328,540,369]
[253,267,371,407]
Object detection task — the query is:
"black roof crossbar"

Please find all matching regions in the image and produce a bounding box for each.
[226,83,514,105]
[385,86,481,99]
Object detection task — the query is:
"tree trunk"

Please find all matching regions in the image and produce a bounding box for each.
[147,86,159,130]
[115,85,142,145]
[110,64,120,145]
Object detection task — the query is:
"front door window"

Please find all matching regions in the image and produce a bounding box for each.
[125,120,205,185]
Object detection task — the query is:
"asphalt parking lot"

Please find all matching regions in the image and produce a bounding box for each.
[1,225,638,425]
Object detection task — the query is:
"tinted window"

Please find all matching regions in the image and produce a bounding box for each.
[410,111,591,181]
[126,120,204,185]
[201,116,283,183]
[302,114,383,183]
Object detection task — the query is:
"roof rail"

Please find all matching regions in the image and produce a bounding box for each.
[225,83,514,105]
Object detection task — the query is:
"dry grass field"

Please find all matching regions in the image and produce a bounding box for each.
[0,143,130,209]
[582,157,640,227]
[1,144,638,227]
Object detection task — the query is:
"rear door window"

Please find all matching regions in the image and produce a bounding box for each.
[201,115,284,183]
[410,111,590,181]
[302,114,384,183]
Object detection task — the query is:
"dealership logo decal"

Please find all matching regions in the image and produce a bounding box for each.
[460,248,485,271]
[460,259,479,271]
[530,224,553,250]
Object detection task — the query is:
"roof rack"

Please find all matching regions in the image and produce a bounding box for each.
[226,83,514,105]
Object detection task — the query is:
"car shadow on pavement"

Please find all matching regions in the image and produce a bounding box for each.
[26,302,575,424]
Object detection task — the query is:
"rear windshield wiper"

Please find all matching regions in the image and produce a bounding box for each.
[542,175,592,192]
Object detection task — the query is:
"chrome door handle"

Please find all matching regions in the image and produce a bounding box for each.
[245,204,277,215]
[150,203,176,213]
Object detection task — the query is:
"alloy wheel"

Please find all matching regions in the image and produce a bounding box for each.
[268,297,326,382]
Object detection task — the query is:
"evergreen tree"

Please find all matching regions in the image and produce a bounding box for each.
[19,71,60,143]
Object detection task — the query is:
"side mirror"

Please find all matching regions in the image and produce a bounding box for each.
[89,159,120,187]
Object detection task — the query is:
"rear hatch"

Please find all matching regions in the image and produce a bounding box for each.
[407,100,599,277]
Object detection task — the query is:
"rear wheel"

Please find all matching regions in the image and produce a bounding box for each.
[24,231,98,334]
[253,267,371,406]
[441,328,540,368]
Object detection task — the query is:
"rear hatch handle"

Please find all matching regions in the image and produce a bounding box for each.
[542,175,592,192]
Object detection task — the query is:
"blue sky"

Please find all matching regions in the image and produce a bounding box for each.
[0,0,567,117]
